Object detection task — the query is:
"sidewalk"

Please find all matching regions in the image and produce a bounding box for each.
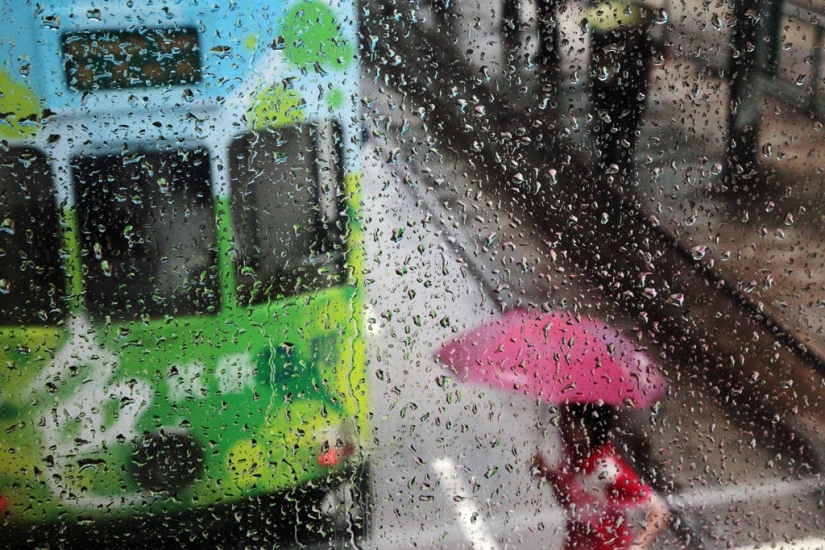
[636,60,825,361]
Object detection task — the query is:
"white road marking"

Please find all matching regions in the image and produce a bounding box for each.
[735,537,825,550]
[432,457,501,550]
[668,476,824,509]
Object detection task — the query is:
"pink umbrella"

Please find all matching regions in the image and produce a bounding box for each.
[434,309,667,408]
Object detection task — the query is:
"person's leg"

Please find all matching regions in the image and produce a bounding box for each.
[590,28,651,183]
[589,29,620,174]
[612,29,651,183]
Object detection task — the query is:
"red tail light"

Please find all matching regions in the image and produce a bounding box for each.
[318,442,356,467]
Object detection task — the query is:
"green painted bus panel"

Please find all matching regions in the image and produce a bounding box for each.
[279,2,355,70]
[0,69,41,140]
[0,288,367,521]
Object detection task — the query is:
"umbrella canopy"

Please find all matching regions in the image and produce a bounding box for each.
[434,309,667,408]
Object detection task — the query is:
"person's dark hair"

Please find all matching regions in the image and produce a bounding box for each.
[565,403,616,448]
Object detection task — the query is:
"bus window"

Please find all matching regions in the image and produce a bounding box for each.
[229,122,347,304]
[73,147,219,319]
[0,148,65,325]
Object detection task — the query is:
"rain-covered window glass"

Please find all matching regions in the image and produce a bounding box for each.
[12,0,825,546]
[229,122,346,304]
[0,148,64,324]
[73,148,219,318]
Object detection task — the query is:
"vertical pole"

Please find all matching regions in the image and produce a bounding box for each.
[812,26,823,117]
[536,0,562,81]
[724,0,773,189]
[764,0,783,76]
[501,0,522,74]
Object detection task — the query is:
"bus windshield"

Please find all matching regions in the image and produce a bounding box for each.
[229,122,347,304]
[0,148,65,325]
[73,147,219,319]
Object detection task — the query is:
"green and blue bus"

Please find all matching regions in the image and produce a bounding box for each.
[0,1,369,546]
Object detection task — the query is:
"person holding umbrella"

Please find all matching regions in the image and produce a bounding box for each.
[435,309,671,549]
[532,403,669,550]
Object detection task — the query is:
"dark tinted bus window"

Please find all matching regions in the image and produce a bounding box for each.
[229,122,346,304]
[0,148,65,325]
[73,148,219,319]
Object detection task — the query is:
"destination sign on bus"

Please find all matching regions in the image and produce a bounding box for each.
[62,27,201,91]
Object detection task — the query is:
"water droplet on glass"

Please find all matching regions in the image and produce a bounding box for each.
[691,245,708,260]
[271,36,286,50]
[42,15,60,29]
[0,218,14,235]
[211,45,232,59]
